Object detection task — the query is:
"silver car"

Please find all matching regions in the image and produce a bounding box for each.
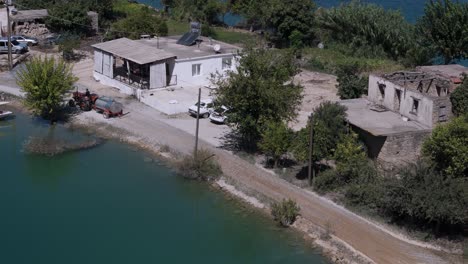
[0,38,28,54]
[11,35,38,46]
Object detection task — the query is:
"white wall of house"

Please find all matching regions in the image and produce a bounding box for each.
[368,75,435,127]
[173,54,237,87]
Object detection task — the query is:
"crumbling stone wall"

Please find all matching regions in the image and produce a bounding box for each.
[377,130,431,171]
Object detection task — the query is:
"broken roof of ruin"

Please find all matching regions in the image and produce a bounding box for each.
[11,9,48,22]
[92,38,176,65]
[340,98,431,136]
[381,71,452,97]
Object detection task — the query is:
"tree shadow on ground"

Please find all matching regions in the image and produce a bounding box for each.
[218,130,258,154]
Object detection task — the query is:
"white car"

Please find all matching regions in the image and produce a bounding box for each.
[12,35,38,46]
[188,99,214,118]
[209,106,229,124]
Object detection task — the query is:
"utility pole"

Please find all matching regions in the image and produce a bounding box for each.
[5,0,12,70]
[194,87,201,159]
[308,114,315,186]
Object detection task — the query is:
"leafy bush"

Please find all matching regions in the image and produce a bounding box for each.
[258,121,293,168]
[293,101,348,163]
[450,77,468,116]
[380,160,468,230]
[422,115,468,179]
[314,169,341,192]
[175,149,222,181]
[336,63,369,99]
[271,198,300,226]
[108,7,168,39]
[46,2,91,35]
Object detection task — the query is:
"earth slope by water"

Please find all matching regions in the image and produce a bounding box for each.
[0,112,326,264]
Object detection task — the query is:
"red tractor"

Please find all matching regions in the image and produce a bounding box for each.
[69,91,99,111]
[69,90,124,119]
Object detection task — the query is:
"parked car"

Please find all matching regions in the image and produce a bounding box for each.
[0,38,28,54]
[11,35,38,46]
[209,106,229,124]
[188,99,214,118]
[44,34,62,45]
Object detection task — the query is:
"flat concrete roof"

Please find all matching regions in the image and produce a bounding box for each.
[11,9,48,22]
[136,36,240,60]
[92,38,176,65]
[417,64,468,79]
[340,98,430,136]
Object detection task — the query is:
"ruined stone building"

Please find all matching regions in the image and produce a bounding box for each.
[340,65,467,170]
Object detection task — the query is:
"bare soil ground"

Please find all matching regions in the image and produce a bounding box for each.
[290,70,340,131]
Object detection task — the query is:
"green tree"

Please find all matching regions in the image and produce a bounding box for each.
[450,76,468,116]
[16,57,78,120]
[417,0,468,64]
[264,0,316,48]
[171,0,223,25]
[336,64,368,99]
[422,115,468,178]
[293,101,348,162]
[213,47,302,150]
[109,8,168,39]
[258,121,293,168]
[46,2,91,35]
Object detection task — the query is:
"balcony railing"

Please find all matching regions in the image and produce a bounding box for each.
[114,67,149,89]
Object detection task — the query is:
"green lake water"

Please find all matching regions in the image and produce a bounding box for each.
[0,111,326,264]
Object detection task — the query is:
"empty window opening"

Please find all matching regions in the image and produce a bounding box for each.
[222,58,232,70]
[192,64,201,76]
[394,89,402,110]
[411,98,420,115]
[438,106,448,122]
[378,83,386,101]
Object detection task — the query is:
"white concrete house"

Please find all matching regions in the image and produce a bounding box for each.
[92,36,240,98]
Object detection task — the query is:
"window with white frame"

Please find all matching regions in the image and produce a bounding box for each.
[222,58,232,70]
[192,64,201,76]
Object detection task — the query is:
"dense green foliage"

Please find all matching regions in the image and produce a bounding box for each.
[230,0,315,47]
[263,0,316,48]
[46,2,91,35]
[379,161,467,228]
[417,0,468,64]
[422,115,468,179]
[293,102,348,162]
[108,7,168,39]
[169,0,224,25]
[258,121,293,168]
[318,1,414,61]
[16,57,77,120]
[175,149,222,181]
[271,199,300,226]
[16,0,114,27]
[213,47,302,150]
[450,77,468,116]
[336,64,368,99]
